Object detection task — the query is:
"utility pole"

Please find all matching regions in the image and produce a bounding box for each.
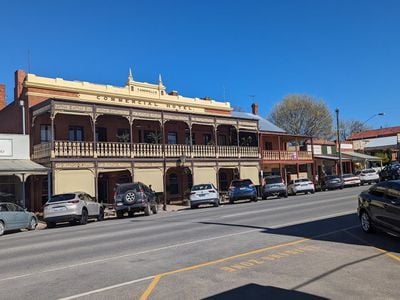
[335,108,343,179]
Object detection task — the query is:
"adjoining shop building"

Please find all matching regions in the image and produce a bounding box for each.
[0,70,264,211]
[0,134,48,209]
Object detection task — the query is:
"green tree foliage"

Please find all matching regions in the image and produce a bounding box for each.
[268,94,333,139]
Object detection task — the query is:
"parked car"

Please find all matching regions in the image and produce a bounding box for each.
[189,183,220,209]
[379,162,400,181]
[359,168,380,185]
[342,173,361,187]
[228,179,257,203]
[114,182,158,218]
[320,175,344,191]
[262,175,288,199]
[287,178,315,195]
[358,180,400,236]
[43,192,104,228]
[0,202,38,236]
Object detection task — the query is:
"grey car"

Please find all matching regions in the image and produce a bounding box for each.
[0,202,38,236]
[262,175,288,199]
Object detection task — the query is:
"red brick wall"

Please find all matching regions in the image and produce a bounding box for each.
[0,84,5,110]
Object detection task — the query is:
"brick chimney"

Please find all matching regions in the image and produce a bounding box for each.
[14,69,26,101]
[0,84,5,110]
[251,103,259,115]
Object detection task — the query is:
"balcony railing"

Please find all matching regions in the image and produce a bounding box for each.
[33,141,260,159]
[262,150,313,161]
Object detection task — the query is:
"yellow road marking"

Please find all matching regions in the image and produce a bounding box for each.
[139,225,359,299]
[344,230,400,263]
[139,275,161,300]
[139,238,309,299]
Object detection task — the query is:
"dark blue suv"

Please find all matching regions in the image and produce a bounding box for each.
[228,179,258,204]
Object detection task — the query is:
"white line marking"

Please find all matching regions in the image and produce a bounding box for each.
[0,210,356,283]
[57,219,360,300]
[57,275,155,300]
[0,228,259,283]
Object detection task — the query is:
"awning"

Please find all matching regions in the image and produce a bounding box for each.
[314,155,352,161]
[0,159,48,176]
[342,152,382,162]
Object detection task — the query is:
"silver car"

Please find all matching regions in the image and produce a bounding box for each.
[189,184,220,209]
[0,202,38,236]
[43,192,104,228]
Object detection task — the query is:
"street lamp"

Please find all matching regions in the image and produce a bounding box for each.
[335,108,343,180]
[361,112,385,128]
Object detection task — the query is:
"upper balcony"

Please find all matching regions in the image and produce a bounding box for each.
[262,150,313,162]
[32,141,260,160]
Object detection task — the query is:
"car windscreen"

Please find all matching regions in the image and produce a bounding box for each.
[192,184,212,191]
[231,180,253,187]
[362,169,376,174]
[295,179,309,183]
[49,193,76,203]
[265,177,282,184]
[342,174,353,178]
[325,176,339,180]
[117,184,140,194]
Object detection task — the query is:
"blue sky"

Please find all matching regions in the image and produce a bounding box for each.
[1,0,399,128]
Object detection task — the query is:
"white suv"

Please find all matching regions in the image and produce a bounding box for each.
[43,192,104,228]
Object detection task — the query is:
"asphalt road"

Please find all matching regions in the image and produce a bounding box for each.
[0,186,399,300]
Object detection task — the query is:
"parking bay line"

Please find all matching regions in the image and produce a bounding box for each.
[344,230,400,263]
[139,224,360,300]
[51,212,356,300]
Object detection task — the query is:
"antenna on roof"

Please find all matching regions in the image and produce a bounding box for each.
[27,49,31,73]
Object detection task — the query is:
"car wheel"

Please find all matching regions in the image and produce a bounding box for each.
[144,203,151,216]
[190,204,196,209]
[116,211,124,219]
[0,221,4,236]
[28,218,38,230]
[311,190,315,194]
[229,198,234,204]
[97,208,104,221]
[128,211,135,218]
[360,211,374,233]
[46,222,56,228]
[262,195,267,200]
[79,209,88,225]
[252,197,258,202]
[284,192,288,198]
[152,204,158,214]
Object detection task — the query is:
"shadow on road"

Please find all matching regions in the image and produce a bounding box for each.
[203,284,327,300]
[199,213,400,254]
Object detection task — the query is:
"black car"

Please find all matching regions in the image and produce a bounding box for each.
[113,182,158,218]
[357,180,400,236]
[320,175,344,191]
[379,162,400,181]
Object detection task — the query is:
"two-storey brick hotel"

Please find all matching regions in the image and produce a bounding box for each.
[0,70,314,211]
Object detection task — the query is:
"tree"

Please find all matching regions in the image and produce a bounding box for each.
[268,94,333,139]
[339,120,372,140]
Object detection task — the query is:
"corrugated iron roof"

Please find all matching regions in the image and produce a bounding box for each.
[231,111,286,133]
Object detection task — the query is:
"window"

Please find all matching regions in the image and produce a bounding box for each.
[185,133,195,145]
[96,127,107,142]
[68,126,84,141]
[168,173,179,194]
[168,132,177,144]
[218,135,227,146]
[203,134,212,145]
[219,172,228,191]
[40,125,52,142]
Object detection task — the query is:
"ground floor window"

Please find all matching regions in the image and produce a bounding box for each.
[0,176,20,204]
[168,173,179,194]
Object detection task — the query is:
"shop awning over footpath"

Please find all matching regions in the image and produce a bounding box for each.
[0,159,48,176]
[313,155,352,161]
[341,151,382,162]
